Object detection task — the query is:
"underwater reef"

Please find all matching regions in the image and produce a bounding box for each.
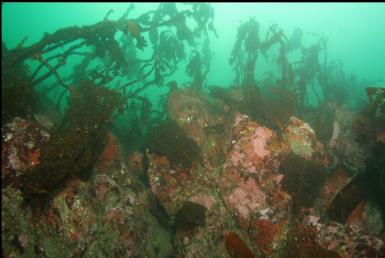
[2,3,385,258]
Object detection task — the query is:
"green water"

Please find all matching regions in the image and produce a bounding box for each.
[1,2,384,123]
[2,3,385,258]
[3,3,385,82]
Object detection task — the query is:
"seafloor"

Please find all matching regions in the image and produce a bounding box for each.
[2,3,385,258]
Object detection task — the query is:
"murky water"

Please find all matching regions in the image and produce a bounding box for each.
[2,3,385,257]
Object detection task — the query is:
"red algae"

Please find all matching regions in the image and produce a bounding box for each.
[224,231,255,258]
[253,218,288,256]
[97,132,121,172]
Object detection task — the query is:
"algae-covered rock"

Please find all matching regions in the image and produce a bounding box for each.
[2,131,175,258]
[148,119,201,169]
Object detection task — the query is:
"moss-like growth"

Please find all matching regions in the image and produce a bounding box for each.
[147,120,201,169]
[210,85,263,124]
[175,201,207,231]
[365,87,385,117]
[281,153,328,214]
[21,80,124,207]
[210,85,298,130]
[1,187,36,257]
[1,59,37,125]
[302,104,335,145]
[285,221,341,258]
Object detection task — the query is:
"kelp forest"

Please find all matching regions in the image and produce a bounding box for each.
[2,3,385,258]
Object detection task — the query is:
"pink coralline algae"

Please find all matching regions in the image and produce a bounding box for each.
[253,127,273,159]
[301,215,385,257]
[190,194,216,210]
[228,113,274,173]
[222,113,293,231]
[227,177,266,222]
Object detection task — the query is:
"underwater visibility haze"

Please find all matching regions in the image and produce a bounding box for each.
[2,2,385,257]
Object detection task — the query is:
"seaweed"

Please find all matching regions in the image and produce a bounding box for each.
[3,4,217,102]
[20,80,125,207]
[2,4,385,257]
[210,84,298,130]
[147,120,201,169]
[186,50,206,90]
[365,87,385,117]
[285,221,341,258]
[1,45,37,125]
[281,153,328,214]
[147,193,173,232]
[174,201,207,231]
[287,28,303,52]
[190,3,217,38]
[255,85,299,130]
[302,103,335,145]
[352,87,385,144]
[229,18,260,87]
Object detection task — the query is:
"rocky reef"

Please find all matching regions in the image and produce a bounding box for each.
[2,3,385,258]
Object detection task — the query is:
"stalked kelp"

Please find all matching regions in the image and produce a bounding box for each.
[2,3,385,258]
[1,43,38,125]
[184,4,214,91]
[222,19,302,130]
[2,3,217,113]
[21,80,125,206]
[301,103,335,145]
[186,50,208,90]
[229,18,294,89]
[1,3,217,205]
[210,83,299,131]
[230,17,260,88]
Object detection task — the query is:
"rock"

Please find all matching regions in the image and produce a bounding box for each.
[1,117,50,187]
[329,105,367,174]
[168,87,225,146]
[326,173,366,223]
[1,131,175,258]
[283,116,327,164]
